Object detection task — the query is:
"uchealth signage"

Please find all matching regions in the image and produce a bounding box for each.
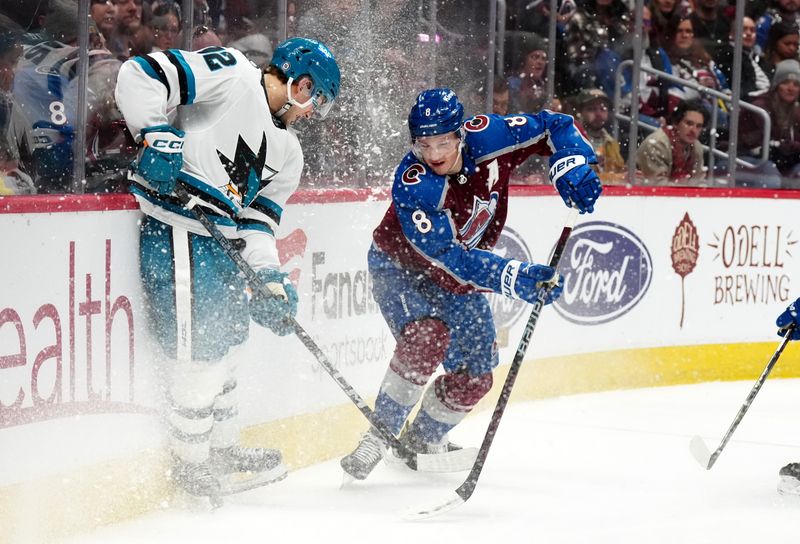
[553,221,653,325]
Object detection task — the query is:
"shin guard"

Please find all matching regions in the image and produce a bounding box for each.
[374,318,450,434]
[410,371,494,443]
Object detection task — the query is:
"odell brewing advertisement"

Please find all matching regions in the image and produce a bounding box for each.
[553,221,653,325]
[672,213,700,328]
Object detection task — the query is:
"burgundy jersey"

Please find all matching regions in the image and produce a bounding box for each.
[372,112,594,294]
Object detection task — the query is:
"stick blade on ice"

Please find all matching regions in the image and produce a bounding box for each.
[405,492,465,520]
[689,435,712,469]
[415,448,478,473]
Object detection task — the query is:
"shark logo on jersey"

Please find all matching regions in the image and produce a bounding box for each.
[459,191,499,249]
[217,133,278,207]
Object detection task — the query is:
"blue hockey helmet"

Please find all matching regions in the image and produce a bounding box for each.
[271,37,341,118]
[408,88,464,141]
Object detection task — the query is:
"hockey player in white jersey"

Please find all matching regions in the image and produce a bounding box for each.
[114,37,340,499]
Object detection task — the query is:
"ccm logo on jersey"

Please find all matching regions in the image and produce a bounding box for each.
[402,163,426,184]
[549,155,586,183]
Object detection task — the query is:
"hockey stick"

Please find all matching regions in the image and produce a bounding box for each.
[171,185,448,470]
[689,325,795,470]
[409,207,579,520]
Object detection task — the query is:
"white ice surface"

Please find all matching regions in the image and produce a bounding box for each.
[62,380,800,544]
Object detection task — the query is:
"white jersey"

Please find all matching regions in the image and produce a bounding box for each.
[114,46,304,270]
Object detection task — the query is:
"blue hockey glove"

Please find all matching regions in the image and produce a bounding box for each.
[548,148,602,214]
[249,268,298,336]
[133,125,185,195]
[776,297,800,340]
[499,259,564,306]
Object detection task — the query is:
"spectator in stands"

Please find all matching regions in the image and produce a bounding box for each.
[740,59,800,178]
[759,19,800,82]
[150,1,180,52]
[575,88,626,183]
[642,15,729,123]
[714,16,771,100]
[493,76,510,115]
[91,0,117,43]
[107,0,143,59]
[12,0,127,193]
[756,0,800,54]
[621,6,669,127]
[3,0,51,54]
[508,34,561,113]
[650,0,681,48]
[564,0,631,95]
[637,98,708,185]
[690,0,731,59]
[0,14,33,195]
[191,23,223,50]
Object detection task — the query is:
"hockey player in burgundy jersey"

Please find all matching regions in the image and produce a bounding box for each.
[341,88,602,481]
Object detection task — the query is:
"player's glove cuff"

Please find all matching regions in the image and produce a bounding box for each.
[133,125,185,195]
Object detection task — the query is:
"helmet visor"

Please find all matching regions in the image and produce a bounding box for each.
[310,87,335,118]
[411,132,461,158]
[288,77,336,119]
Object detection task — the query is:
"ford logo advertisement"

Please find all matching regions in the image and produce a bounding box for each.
[553,221,653,325]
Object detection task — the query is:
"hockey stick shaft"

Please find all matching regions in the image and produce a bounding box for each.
[455,207,578,502]
[701,326,794,469]
[172,186,410,457]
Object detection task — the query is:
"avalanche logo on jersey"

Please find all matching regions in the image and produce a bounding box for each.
[217,133,278,208]
[459,191,499,249]
[401,163,426,184]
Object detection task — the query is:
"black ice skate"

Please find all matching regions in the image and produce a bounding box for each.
[170,458,222,497]
[778,462,800,495]
[340,429,388,480]
[395,425,462,458]
[210,445,288,494]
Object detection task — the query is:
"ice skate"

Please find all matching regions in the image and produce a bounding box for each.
[210,445,288,493]
[210,445,284,474]
[778,462,800,495]
[340,429,388,481]
[170,457,222,497]
[395,425,462,458]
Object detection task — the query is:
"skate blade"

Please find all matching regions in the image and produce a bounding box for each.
[218,464,288,496]
[340,471,357,489]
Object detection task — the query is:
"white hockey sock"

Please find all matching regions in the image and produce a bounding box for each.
[166,358,229,464]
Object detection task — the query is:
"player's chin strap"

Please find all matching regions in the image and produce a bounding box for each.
[172,184,418,466]
[274,78,315,120]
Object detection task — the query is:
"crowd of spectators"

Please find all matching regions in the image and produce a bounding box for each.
[1,0,800,195]
[501,0,800,187]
